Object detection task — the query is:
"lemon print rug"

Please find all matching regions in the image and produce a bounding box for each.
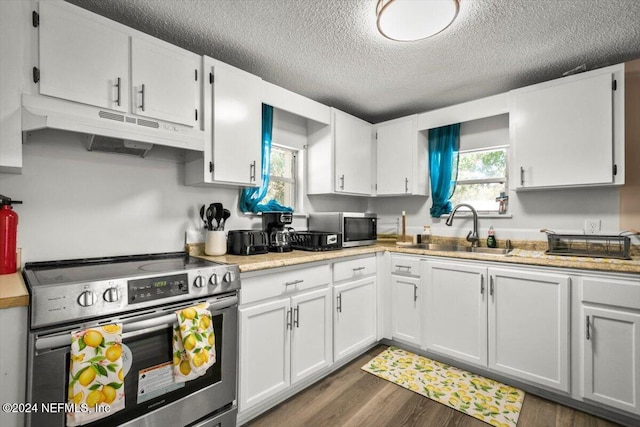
[362,346,525,427]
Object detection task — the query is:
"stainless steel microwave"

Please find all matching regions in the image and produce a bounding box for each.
[308,212,377,247]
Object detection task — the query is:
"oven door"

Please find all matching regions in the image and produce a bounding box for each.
[343,215,377,247]
[26,293,238,427]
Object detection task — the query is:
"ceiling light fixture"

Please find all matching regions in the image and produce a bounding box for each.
[376,0,459,42]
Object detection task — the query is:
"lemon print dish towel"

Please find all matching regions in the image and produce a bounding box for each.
[173,303,216,382]
[67,323,125,426]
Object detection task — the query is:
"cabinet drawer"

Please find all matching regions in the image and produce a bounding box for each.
[241,264,331,305]
[582,277,640,310]
[333,256,376,282]
[391,255,421,277]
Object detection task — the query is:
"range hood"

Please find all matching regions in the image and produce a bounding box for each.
[21,94,205,154]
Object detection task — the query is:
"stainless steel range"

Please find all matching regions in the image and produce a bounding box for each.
[23,252,239,427]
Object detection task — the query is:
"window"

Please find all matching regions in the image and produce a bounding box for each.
[450,146,508,213]
[263,145,297,209]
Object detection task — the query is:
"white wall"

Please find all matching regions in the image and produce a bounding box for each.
[370,114,622,242]
[0,109,364,263]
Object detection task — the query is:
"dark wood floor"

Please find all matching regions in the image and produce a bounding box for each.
[246,345,621,427]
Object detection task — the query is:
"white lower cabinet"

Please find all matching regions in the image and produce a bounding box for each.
[239,265,332,413]
[333,276,377,362]
[580,276,640,415]
[424,260,571,392]
[391,274,422,345]
[488,267,570,392]
[425,261,487,366]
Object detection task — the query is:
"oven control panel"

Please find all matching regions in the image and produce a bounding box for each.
[128,273,189,304]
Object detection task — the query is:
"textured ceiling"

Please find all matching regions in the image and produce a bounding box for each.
[66,0,640,123]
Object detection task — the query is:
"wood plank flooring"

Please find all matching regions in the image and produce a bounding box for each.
[246,345,622,427]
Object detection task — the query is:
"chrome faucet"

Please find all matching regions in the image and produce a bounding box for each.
[446,203,480,247]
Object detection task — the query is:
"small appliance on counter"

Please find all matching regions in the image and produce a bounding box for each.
[308,212,377,247]
[262,211,294,252]
[291,231,342,251]
[227,230,270,255]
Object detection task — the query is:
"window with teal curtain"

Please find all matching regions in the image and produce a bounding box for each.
[428,123,461,217]
[239,104,293,213]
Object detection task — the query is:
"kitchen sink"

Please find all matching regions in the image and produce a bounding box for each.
[405,243,511,255]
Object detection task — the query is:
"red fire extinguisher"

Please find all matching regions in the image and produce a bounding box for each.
[1,194,22,275]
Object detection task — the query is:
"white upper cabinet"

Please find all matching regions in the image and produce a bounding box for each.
[37,1,201,128]
[185,57,263,186]
[510,64,625,190]
[375,115,428,196]
[307,108,374,196]
[39,1,129,112]
[131,38,200,127]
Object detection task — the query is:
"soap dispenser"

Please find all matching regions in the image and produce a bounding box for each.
[487,226,497,248]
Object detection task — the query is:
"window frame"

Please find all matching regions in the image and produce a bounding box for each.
[451,145,509,214]
[264,144,297,210]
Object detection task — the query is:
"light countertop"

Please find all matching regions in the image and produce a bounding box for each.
[0,272,29,309]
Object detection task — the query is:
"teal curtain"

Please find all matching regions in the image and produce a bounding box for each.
[428,123,460,217]
[239,104,293,213]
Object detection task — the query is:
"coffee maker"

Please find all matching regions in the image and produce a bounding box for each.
[262,211,294,252]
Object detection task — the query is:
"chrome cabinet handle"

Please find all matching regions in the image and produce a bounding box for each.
[339,174,345,190]
[337,293,342,313]
[285,279,304,286]
[480,275,485,294]
[250,161,256,182]
[520,167,525,186]
[413,283,418,302]
[286,307,292,330]
[115,77,121,106]
[586,315,591,340]
[139,84,145,111]
[405,177,409,193]
[352,266,365,272]
[489,276,494,296]
[294,305,300,328]
[395,265,411,271]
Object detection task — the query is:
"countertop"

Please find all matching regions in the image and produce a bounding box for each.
[4,242,637,309]
[0,272,29,309]
[189,242,640,275]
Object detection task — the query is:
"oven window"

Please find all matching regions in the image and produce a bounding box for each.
[80,314,223,426]
[344,218,376,242]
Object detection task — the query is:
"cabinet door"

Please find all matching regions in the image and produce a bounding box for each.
[391,275,421,345]
[239,298,291,411]
[334,109,373,195]
[208,59,262,185]
[334,277,377,361]
[376,116,415,195]
[290,288,332,384]
[39,1,129,112]
[131,37,200,127]
[512,72,614,189]
[583,306,640,414]
[425,261,487,367]
[488,268,570,392]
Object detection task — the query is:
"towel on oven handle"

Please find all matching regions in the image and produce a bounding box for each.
[66,323,125,426]
[172,302,216,382]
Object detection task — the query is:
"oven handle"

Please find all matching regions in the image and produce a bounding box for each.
[34,294,238,351]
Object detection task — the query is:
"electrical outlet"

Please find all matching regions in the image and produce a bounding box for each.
[584,219,601,235]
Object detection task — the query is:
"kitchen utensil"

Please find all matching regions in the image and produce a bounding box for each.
[206,204,217,231]
[221,209,231,230]
[213,203,224,230]
[199,205,208,229]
